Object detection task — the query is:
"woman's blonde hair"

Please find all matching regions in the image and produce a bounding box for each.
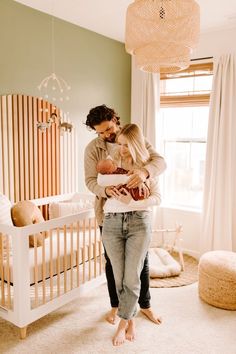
[116,123,150,166]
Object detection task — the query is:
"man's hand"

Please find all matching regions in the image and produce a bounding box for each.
[127,168,149,189]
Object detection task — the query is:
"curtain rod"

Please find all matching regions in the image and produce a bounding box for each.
[191,56,213,61]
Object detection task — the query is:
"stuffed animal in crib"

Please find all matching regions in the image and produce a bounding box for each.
[11,200,48,247]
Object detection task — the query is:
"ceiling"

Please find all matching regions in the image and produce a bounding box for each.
[14,0,236,42]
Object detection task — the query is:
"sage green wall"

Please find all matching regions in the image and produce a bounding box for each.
[0,0,131,125]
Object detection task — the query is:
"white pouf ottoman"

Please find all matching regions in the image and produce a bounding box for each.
[198,250,236,310]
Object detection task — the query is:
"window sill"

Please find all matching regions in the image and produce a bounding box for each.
[159,203,202,214]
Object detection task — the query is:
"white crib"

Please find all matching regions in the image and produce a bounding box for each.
[0,193,104,339]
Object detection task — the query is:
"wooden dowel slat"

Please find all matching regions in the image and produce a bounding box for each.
[63,225,67,293]
[42,233,46,303]
[49,229,53,300]
[56,228,60,297]
[34,234,39,307]
[76,221,80,287]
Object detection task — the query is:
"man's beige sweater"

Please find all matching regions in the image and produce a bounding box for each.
[84,136,166,226]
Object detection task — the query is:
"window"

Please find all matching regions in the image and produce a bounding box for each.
[157,62,213,209]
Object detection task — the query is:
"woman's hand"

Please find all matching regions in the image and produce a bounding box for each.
[114,187,132,204]
[105,186,121,198]
[126,168,148,188]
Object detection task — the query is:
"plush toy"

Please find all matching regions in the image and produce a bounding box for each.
[11,200,48,247]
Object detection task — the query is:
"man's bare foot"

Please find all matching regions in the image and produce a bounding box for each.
[113,319,127,346]
[125,319,136,341]
[105,307,118,325]
[140,308,162,324]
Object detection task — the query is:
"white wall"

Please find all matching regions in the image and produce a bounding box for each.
[131,26,236,257]
[192,27,236,60]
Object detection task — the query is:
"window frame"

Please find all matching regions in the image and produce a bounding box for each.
[159,61,213,209]
[160,62,213,108]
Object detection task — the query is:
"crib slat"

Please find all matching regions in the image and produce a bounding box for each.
[63,225,67,293]
[82,220,86,283]
[56,228,60,297]
[6,236,11,308]
[34,234,39,307]
[42,234,46,304]
[0,234,5,307]
[70,224,73,290]
[76,222,80,287]
[94,218,97,277]
[88,219,92,281]
[99,236,103,275]
[49,230,53,300]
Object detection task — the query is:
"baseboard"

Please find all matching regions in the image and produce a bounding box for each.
[149,242,200,260]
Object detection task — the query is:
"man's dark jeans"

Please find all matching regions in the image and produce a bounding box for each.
[100,226,151,309]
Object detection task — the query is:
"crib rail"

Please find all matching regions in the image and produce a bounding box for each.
[31,215,103,309]
[0,206,104,313]
[0,193,105,339]
[0,233,12,310]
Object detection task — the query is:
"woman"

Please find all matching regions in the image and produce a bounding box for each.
[101,123,161,346]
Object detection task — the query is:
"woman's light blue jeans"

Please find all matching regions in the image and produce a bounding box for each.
[102,211,151,320]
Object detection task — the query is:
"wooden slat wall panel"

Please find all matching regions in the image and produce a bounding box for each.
[23,95,29,200]
[1,97,10,198]
[33,97,38,199]
[0,98,4,194]
[47,101,52,198]
[37,99,43,201]
[60,112,78,193]
[55,110,60,195]
[7,95,14,202]
[12,95,20,202]
[0,95,63,205]
[18,95,25,201]
[28,96,34,199]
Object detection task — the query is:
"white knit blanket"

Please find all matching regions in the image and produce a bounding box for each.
[149,248,181,278]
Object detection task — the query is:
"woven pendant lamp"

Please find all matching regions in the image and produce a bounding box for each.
[135,42,190,73]
[125,0,200,73]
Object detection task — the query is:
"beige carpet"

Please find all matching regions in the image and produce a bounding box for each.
[150,253,198,288]
[1,282,236,354]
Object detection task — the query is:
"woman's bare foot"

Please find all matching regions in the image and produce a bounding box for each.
[105,307,118,325]
[113,319,127,346]
[125,319,136,341]
[140,308,162,324]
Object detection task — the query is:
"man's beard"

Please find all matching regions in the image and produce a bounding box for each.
[104,133,116,143]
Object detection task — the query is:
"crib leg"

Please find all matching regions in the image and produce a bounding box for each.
[19,326,27,339]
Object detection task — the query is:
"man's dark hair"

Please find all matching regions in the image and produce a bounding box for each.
[85,104,120,130]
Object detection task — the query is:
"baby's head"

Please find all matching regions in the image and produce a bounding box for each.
[96,159,117,174]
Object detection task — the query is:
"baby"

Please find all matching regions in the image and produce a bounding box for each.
[96,159,148,201]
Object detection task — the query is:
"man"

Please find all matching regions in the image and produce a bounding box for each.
[84,104,166,324]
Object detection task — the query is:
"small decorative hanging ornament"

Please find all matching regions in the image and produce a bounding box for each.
[37,14,71,117]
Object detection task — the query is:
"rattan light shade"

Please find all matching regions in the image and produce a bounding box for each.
[125,0,200,73]
[135,42,190,73]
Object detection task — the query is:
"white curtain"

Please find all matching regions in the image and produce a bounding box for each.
[200,53,236,253]
[131,57,160,146]
[131,59,161,232]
